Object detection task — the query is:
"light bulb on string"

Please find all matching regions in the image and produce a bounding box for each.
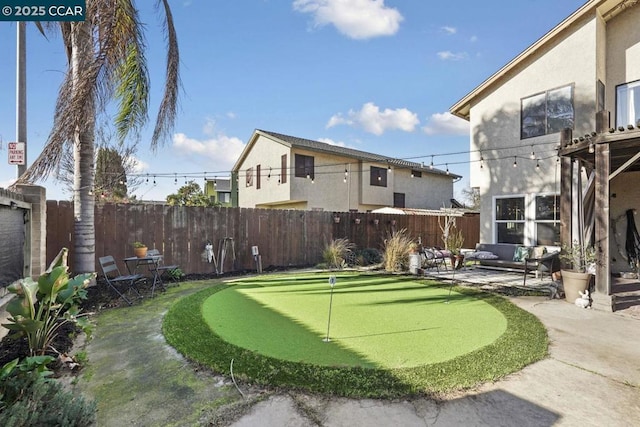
[513,157,518,168]
[430,156,434,170]
[530,145,535,160]
[536,159,540,170]
[446,164,449,175]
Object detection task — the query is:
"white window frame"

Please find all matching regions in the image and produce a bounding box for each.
[616,79,640,128]
[493,193,560,247]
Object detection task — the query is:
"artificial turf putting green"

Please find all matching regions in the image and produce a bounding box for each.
[163,273,548,398]
[203,274,506,369]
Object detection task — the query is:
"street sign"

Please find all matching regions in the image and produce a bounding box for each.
[8,142,25,165]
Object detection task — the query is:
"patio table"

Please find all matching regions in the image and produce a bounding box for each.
[123,255,165,297]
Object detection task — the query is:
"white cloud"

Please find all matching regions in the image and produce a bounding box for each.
[130,156,149,173]
[422,112,469,136]
[327,102,419,135]
[470,35,478,42]
[172,132,245,170]
[437,51,468,61]
[226,111,236,119]
[293,0,403,40]
[441,26,456,35]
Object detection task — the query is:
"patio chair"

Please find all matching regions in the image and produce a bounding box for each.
[421,247,448,273]
[99,255,145,305]
[147,249,180,283]
[523,250,560,286]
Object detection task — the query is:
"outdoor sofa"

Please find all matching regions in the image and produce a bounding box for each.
[469,243,560,284]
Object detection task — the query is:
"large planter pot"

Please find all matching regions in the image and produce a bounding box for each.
[561,269,592,302]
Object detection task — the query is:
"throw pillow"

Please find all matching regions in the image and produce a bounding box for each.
[531,246,547,259]
[513,246,531,262]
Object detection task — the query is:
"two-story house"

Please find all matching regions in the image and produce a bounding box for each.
[204,178,232,207]
[232,129,460,212]
[451,0,640,311]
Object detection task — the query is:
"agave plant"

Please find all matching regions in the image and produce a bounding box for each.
[2,248,94,356]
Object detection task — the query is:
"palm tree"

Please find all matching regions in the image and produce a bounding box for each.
[16,1,180,274]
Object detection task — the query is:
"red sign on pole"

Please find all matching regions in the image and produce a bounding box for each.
[8,142,25,165]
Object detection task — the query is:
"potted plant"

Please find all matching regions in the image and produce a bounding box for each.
[445,228,465,269]
[559,240,596,303]
[132,241,148,258]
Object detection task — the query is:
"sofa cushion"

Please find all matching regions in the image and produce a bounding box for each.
[531,246,547,259]
[473,251,499,260]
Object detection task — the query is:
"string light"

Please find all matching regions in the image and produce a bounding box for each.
[112,140,563,187]
[530,145,535,160]
[445,164,449,175]
[513,157,518,168]
[536,159,540,170]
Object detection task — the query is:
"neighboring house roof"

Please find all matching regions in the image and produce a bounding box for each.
[450,0,626,120]
[206,178,231,192]
[234,129,460,179]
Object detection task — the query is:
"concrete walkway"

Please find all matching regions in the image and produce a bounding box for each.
[231,296,640,427]
[74,277,640,426]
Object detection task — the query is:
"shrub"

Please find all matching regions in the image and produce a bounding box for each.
[2,248,94,356]
[351,248,383,266]
[382,229,414,272]
[322,238,355,269]
[0,375,95,427]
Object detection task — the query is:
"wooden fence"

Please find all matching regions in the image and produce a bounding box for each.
[46,202,479,274]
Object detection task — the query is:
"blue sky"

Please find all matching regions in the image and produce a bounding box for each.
[0,0,588,202]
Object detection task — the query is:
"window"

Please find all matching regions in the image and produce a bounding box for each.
[616,80,640,127]
[281,154,287,184]
[521,84,574,139]
[245,167,253,187]
[495,197,525,244]
[535,195,560,246]
[295,154,314,179]
[393,193,405,208]
[256,164,261,189]
[370,166,387,187]
[495,195,560,245]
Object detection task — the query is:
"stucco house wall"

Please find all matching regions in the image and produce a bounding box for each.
[464,8,620,244]
[234,130,458,212]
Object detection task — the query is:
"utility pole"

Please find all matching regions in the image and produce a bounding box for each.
[16,22,27,178]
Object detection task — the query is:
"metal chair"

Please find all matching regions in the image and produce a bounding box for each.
[421,247,448,273]
[523,251,560,286]
[147,249,180,284]
[99,255,145,305]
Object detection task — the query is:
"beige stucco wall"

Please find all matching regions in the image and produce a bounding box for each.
[236,134,291,208]
[605,4,640,122]
[469,13,599,243]
[238,134,455,211]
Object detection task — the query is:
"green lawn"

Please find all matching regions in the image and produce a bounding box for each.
[203,274,506,368]
[163,272,548,398]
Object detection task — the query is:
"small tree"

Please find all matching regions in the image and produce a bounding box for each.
[166,181,217,207]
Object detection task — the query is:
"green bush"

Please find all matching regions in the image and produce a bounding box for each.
[0,356,95,426]
[0,378,95,427]
[2,247,94,356]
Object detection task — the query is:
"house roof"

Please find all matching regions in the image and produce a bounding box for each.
[450,0,627,120]
[233,129,460,179]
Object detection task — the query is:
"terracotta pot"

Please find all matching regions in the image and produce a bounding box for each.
[134,246,148,258]
[561,269,592,302]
